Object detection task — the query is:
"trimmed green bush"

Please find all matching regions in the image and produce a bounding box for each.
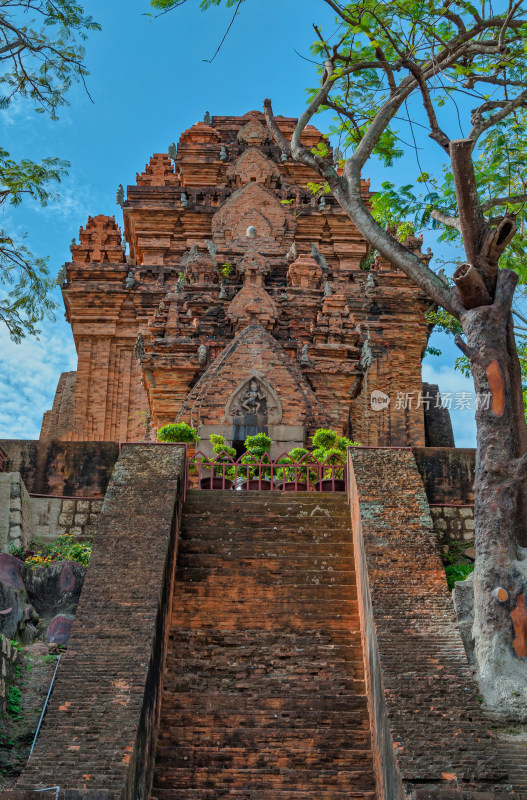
[157,422,199,443]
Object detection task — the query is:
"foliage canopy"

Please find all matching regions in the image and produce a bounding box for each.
[0,1,100,341]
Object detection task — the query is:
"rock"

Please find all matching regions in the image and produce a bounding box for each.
[0,579,24,638]
[0,553,25,589]
[21,622,39,645]
[47,614,74,645]
[23,560,85,617]
[464,546,476,561]
[452,571,475,668]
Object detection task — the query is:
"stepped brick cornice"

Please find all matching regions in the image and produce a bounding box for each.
[41,110,435,448]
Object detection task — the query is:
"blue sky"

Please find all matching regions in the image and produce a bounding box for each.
[0,0,476,445]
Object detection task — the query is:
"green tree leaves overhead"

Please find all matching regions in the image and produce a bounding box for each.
[0,1,99,341]
[149,0,243,12]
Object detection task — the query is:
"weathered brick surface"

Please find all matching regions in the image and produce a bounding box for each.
[0,440,119,497]
[40,371,77,442]
[430,505,475,549]
[17,444,185,797]
[151,489,376,800]
[413,447,475,505]
[41,110,438,448]
[349,448,508,795]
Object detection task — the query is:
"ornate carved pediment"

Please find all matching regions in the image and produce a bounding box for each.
[179,121,221,144]
[225,374,282,424]
[237,119,268,145]
[227,284,278,333]
[212,182,296,244]
[182,245,219,284]
[136,153,180,187]
[226,148,279,187]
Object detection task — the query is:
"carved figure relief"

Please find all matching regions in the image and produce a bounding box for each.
[237,379,267,415]
[225,375,282,424]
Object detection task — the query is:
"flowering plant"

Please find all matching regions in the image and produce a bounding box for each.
[11,534,92,568]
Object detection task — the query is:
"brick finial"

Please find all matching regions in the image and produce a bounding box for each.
[286,253,323,289]
[71,215,125,264]
[136,153,180,187]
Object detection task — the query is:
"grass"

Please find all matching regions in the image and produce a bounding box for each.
[5,685,21,719]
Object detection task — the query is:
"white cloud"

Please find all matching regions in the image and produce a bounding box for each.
[0,318,76,440]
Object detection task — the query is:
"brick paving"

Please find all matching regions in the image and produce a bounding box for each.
[151,489,376,800]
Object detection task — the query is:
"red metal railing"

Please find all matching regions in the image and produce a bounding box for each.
[185,450,346,493]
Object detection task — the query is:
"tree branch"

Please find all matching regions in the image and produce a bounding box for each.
[430,208,462,232]
[402,59,450,153]
[469,89,527,143]
[482,194,527,211]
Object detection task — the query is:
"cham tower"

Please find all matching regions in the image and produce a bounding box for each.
[41,110,452,451]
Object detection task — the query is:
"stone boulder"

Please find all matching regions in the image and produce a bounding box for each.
[23,560,85,617]
[0,554,86,641]
[47,613,75,645]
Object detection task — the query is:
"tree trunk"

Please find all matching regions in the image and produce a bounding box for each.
[507,316,527,548]
[461,270,527,719]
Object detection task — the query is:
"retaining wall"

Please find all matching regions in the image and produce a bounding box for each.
[0,440,119,497]
[0,634,18,714]
[16,443,186,799]
[429,504,475,550]
[0,473,32,552]
[30,496,103,543]
[349,447,507,797]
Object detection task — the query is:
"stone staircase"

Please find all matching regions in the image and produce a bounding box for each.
[150,489,376,800]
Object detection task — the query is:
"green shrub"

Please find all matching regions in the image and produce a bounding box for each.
[241,433,273,479]
[11,534,92,568]
[209,434,237,479]
[311,428,338,449]
[444,562,474,591]
[6,686,21,719]
[157,422,199,443]
[244,432,272,458]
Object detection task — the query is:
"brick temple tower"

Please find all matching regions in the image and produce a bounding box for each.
[41,110,450,450]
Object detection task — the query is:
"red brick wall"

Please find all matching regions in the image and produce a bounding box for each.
[0,440,119,497]
[348,448,508,796]
[17,443,185,797]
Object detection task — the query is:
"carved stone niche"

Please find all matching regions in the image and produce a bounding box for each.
[287,253,322,289]
[225,375,282,427]
[182,245,219,284]
[226,148,280,188]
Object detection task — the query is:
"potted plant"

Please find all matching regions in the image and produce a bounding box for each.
[200,433,236,490]
[239,432,273,490]
[275,447,317,491]
[310,428,358,492]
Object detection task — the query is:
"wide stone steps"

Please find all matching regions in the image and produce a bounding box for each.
[151,490,376,800]
[153,789,377,800]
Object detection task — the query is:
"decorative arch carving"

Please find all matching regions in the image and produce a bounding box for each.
[237,119,268,145]
[225,374,282,425]
[212,182,296,244]
[226,148,279,187]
